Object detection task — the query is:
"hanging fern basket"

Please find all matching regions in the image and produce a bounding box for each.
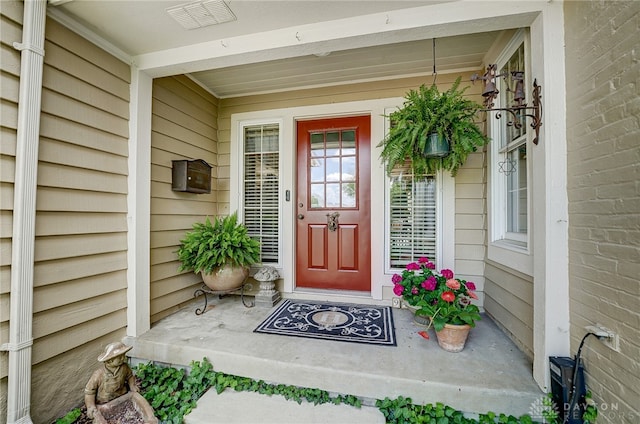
[423,132,450,158]
[378,77,490,177]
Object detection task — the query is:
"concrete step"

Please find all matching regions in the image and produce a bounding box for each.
[125,297,543,419]
[184,389,385,423]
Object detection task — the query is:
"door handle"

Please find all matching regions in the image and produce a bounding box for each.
[297,214,304,220]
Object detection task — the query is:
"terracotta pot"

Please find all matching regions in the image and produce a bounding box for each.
[435,323,471,352]
[201,265,249,291]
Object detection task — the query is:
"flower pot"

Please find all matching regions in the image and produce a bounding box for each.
[202,265,249,292]
[435,323,471,352]
[423,132,450,158]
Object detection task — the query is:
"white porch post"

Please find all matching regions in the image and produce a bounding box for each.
[126,68,153,336]
[530,3,570,389]
[2,1,47,423]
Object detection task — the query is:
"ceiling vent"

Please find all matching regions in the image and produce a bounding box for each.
[167,0,236,30]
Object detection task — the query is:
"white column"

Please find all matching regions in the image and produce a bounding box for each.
[126,68,153,336]
[531,3,571,389]
[3,1,47,423]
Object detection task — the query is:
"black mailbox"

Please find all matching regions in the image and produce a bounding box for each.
[172,159,212,194]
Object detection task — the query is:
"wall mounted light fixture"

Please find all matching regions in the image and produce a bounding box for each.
[472,64,543,145]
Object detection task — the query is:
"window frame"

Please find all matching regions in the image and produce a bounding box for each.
[381,108,450,274]
[237,119,284,268]
[384,171,441,273]
[487,30,534,273]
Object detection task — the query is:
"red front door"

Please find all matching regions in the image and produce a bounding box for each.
[296,116,371,291]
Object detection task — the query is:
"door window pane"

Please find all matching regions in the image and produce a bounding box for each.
[342,182,356,207]
[342,130,356,154]
[325,183,341,207]
[308,127,358,209]
[310,158,325,182]
[342,156,355,177]
[326,131,340,156]
[310,183,325,208]
[326,158,340,181]
[310,133,325,156]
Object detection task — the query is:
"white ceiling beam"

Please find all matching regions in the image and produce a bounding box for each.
[133,1,547,78]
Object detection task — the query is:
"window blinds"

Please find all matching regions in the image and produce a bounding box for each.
[388,163,437,268]
[243,124,280,263]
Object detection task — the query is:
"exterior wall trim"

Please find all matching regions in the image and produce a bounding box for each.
[530,4,570,389]
[4,1,47,422]
[127,68,153,336]
[47,6,131,63]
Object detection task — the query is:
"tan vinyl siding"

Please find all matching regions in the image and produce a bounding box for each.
[565,1,640,422]
[454,151,487,301]
[484,260,534,359]
[150,75,219,323]
[1,10,131,421]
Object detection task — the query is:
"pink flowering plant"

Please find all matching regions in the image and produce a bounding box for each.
[392,257,481,331]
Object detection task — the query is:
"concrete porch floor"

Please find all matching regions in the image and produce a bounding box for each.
[124,295,543,422]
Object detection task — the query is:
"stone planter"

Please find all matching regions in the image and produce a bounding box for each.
[202,265,249,292]
[94,392,158,424]
[253,266,281,308]
[435,323,471,352]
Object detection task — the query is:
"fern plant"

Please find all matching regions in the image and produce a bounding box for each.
[177,212,261,274]
[378,77,489,177]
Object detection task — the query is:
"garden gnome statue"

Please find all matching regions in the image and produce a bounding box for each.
[253,265,281,307]
[84,342,158,424]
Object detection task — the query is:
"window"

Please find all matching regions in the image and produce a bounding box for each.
[243,123,280,264]
[382,102,439,271]
[387,163,437,269]
[491,40,529,247]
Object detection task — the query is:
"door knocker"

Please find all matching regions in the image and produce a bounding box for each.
[326,212,340,232]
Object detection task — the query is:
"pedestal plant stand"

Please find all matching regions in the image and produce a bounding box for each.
[193,281,254,315]
[254,266,281,308]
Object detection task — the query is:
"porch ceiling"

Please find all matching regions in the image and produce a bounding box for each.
[48,0,505,98]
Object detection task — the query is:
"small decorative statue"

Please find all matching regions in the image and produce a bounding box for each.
[84,342,158,424]
[253,265,281,308]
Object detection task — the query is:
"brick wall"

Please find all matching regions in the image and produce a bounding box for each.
[564,2,639,423]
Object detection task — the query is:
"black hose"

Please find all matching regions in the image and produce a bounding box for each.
[565,332,596,424]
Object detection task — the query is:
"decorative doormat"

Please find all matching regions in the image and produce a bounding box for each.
[254,299,396,346]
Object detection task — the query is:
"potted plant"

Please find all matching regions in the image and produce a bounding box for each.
[391,257,481,352]
[177,212,261,291]
[378,77,489,177]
